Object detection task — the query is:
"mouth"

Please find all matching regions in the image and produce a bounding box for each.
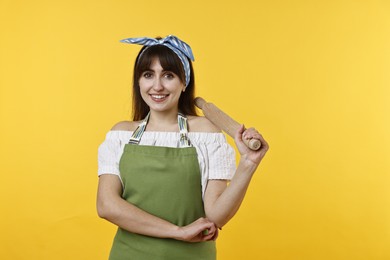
[149,94,169,102]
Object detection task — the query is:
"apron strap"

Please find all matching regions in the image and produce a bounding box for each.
[128,112,192,148]
[178,112,192,148]
[128,112,150,145]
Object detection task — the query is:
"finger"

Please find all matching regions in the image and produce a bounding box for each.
[243,127,259,136]
[248,133,262,141]
[244,131,269,152]
[254,133,269,149]
[244,129,266,143]
[202,228,212,236]
[260,138,269,152]
[235,125,249,148]
[212,228,219,241]
[235,124,245,140]
[206,225,217,237]
[243,128,259,139]
[198,222,215,234]
[203,223,218,240]
[202,232,217,241]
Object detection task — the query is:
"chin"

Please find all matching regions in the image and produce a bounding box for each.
[145,99,180,113]
[147,103,176,113]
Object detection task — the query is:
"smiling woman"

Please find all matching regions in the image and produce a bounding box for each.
[139,57,186,116]
[96,35,269,260]
[131,40,197,121]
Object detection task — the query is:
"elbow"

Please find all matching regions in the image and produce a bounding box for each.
[205,205,238,229]
[213,220,227,230]
[96,197,115,220]
[205,212,230,229]
[96,200,107,219]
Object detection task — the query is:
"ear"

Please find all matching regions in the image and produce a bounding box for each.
[182,86,186,92]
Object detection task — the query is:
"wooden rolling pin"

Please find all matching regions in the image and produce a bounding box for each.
[194,97,261,151]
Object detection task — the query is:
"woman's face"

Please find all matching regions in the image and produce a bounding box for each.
[139,57,185,115]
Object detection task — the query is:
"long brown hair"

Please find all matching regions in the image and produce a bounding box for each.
[131,44,197,121]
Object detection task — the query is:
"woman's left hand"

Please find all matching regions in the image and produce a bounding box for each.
[234,124,269,167]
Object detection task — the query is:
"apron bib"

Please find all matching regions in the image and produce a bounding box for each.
[109,113,216,260]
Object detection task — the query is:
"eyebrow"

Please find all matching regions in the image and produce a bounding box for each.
[143,69,172,73]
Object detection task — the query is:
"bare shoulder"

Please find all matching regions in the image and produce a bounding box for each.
[187,116,221,133]
[110,120,140,131]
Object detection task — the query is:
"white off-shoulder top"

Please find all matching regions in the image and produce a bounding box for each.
[98,130,237,196]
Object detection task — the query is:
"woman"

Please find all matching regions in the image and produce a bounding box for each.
[97,35,269,259]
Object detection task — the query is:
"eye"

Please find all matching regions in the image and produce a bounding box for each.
[164,72,175,79]
[142,72,153,78]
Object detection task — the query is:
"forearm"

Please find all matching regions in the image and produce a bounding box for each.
[204,124,269,228]
[205,159,258,228]
[98,195,181,239]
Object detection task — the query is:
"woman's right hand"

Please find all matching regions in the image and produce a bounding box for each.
[176,217,218,242]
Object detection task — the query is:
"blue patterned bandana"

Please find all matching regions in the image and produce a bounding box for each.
[120,35,194,87]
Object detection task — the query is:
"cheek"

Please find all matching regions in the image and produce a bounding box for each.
[139,79,151,93]
[138,81,149,98]
[170,80,185,93]
[138,79,146,89]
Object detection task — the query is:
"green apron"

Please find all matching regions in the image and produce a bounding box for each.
[109,113,216,260]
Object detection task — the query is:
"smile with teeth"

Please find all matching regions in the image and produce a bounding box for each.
[150,94,169,101]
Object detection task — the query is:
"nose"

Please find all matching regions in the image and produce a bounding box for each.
[152,78,164,91]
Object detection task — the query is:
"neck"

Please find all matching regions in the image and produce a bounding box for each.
[147,109,179,130]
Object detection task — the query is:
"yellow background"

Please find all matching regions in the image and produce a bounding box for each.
[1,0,389,259]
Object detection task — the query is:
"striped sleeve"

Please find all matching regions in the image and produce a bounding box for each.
[207,137,236,180]
[97,132,121,176]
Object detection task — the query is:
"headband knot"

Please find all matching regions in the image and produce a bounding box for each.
[120,35,194,86]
